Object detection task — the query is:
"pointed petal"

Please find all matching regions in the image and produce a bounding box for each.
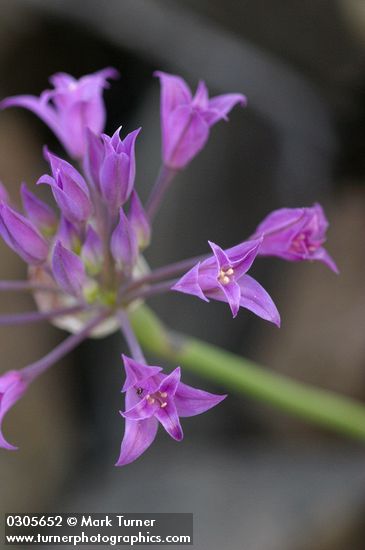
[111,208,138,268]
[208,241,230,271]
[311,247,339,274]
[155,401,183,441]
[204,93,247,125]
[175,381,226,418]
[158,367,181,397]
[0,371,27,451]
[193,80,209,109]
[239,274,280,326]
[51,240,86,296]
[0,95,66,147]
[21,183,57,232]
[219,279,241,318]
[83,128,104,191]
[172,262,209,302]
[122,355,162,392]
[154,71,192,116]
[115,416,158,467]
[0,203,49,264]
[163,105,209,169]
[123,396,159,420]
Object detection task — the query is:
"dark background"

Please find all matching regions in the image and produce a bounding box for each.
[1,1,365,549]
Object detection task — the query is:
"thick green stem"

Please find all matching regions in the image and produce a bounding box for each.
[130,305,365,441]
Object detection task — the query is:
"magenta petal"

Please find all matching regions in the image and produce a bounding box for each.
[21,183,57,232]
[311,248,339,274]
[111,208,138,269]
[122,355,162,392]
[239,274,281,326]
[0,371,28,451]
[115,416,158,467]
[164,105,209,169]
[172,262,209,302]
[203,93,247,125]
[0,95,65,146]
[83,128,104,191]
[158,367,181,397]
[219,279,241,318]
[51,240,86,297]
[0,203,49,264]
[123,397,159,420]
[175,381,226,418]
[154,401,183,441]
[129,191,151,249]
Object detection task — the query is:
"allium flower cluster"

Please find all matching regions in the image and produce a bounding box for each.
[0,68,337,465]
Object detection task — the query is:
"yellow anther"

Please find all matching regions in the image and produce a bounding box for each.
[226,268,234,276]
[160,392,168,398]
[160,402,168,408]
[147,396,156,405]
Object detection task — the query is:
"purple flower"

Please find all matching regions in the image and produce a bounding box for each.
[253,204,338,272]
[116,355,226,466]
[0,370,28,450]
[155,71,246,169]
[51,240,87,297]
[173,238,280,324]
[38,150,92,224]
[0,202,49,264]
[111,208,138,271]
[1,68,119,158]
[99,127,140,210]
[21,183,57,234]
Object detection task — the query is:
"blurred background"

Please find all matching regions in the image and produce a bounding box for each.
[1,1,365,548]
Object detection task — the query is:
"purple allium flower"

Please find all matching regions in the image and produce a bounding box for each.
[0,202,49,265]
[38,150,92,224]
[253,204,338,273]
[116,355,226,466]
[21,183,57,235]
[99,127,140,210]
[0,370,28,450]
[173,239,280,324]
[51,241,88,297]
[111,208,138,271]
[1,68,119,158]
[155,71,246,169]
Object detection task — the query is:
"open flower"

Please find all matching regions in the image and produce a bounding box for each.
[0,370,28,450]
[173,239,280,324]
[155,71,246,169]
[1,68,118,158]
[253,204,338,272]
[116,355,226,466]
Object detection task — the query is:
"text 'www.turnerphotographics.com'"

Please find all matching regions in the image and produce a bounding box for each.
[4,513,193,546]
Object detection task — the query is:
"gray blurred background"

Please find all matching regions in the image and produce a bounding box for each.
[1,1,365,549]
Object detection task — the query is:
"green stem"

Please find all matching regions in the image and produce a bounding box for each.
[130,305,365,441]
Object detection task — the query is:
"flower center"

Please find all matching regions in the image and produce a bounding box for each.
[218,267,234,285]
[146,390,168,409]
[290,233,319,255]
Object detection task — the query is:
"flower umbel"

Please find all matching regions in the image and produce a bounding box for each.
[0,68,337,465]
